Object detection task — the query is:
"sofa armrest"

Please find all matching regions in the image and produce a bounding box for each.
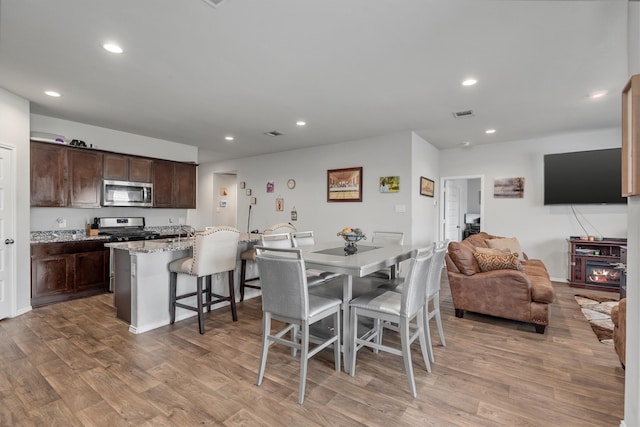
[448,269,533,303]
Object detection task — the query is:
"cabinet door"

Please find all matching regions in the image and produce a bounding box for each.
[31,254,75,302]
[103,153,129,180]
[174,163,196,208]
[75,250,109,292]
[68,149,103,207]
[128,157,152,183]
[30,141,67,206]
[153,160,175,207]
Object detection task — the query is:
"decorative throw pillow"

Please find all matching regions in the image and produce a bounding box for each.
[474,247,511,256]
[486,237,524,260]
[473,251,523,272]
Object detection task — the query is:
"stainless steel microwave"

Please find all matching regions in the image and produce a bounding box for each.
[102,180,153,207]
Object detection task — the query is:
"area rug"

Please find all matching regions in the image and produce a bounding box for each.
[574,294,619,345]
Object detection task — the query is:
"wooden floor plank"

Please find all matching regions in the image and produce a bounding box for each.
[0,279,625,426]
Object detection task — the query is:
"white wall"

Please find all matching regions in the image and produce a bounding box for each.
[0,87,32,315]
[439,128,626,281]
[212,173,238,228]
[29,115,199,231]
[411,132,440,246]
[197,132,440,245]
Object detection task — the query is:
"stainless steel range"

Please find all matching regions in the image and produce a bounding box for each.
[96,216,161,242]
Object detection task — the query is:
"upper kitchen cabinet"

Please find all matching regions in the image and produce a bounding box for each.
[103,153,152,183]
[68,148,103,208]
[153,160,197,208]
[31,141,67,206]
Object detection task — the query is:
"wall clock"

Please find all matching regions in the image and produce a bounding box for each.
[287,179,296,189]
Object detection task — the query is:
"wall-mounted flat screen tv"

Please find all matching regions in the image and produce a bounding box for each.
[544,148,626,205]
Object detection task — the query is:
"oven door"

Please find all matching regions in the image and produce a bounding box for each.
[102,180,153,207]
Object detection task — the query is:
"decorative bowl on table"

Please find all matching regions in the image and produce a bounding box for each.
[337,228,366,255]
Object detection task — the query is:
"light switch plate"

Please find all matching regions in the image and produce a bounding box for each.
[395,204,406,213]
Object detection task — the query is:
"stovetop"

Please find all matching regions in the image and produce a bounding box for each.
[95,216,161,242]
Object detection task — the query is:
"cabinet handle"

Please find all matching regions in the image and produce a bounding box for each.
[4,239,14,244]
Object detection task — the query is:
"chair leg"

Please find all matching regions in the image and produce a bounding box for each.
[240,259,247,302]
[206,275,212,313]
[196,276,205,334]
[298,322,310,404]
[228,270,238,322]
[434,295,446,347]
[373,318,382,354]
[257,312,271,386]
[349,308,358,377]
[417,308,432,373]
[425,305,435,364]
[169,272,177,324]
[291,324,299,357]
[400,317,417,398]
[333,310,341,373]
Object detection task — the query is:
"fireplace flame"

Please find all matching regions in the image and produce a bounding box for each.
[587,268,620,283]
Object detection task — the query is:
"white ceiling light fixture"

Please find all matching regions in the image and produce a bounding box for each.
[485,129,496,134]
[589,90,608,99]
[201,0,227,8]
[462,78,477,86]
[103,43,123,54]
[296,120,306,126]
[225,136,234,141]
[45,90,61,97]
[460,141,471,147]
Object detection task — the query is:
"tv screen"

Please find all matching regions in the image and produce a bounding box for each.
[544,148,626,205]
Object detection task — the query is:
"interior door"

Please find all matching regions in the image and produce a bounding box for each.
[444,180,462,242]
[0,146,14,319]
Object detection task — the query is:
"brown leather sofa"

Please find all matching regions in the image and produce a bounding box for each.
[445,232,555,333]
[611,298,626,368]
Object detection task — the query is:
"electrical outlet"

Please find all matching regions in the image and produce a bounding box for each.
[57,218,67,228]
[168,218,174,224]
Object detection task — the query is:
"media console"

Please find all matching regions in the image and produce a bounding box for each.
[568,237,627,293]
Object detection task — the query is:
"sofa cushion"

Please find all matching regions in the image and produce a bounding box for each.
[473,252,523,272]
[474,247,511,256]
[448,241,481,276]
[464,232,494,248]
[486,237,524,260]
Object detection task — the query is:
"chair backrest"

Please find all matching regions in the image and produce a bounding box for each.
[400,247,433,317]
[372,231,405,246]
[191,226,240,276]
[292,230,315,247]
[426,240,449,297]
[261,232,294,249]
[263,223,296,235]
[255,247,308,321]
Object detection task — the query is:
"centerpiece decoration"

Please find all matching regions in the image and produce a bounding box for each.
[337,227,366,255]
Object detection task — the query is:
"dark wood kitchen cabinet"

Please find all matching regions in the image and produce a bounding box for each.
[103,153,152,182]
[31,240,110,307]
[68,149,103,207]
[152,160,196,208]
[30,141,67,206]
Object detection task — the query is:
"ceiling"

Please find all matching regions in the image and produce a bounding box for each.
[0,1,630,162]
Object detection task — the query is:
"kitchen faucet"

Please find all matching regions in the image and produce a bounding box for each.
[177,225,196,247]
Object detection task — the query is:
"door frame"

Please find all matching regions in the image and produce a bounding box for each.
[439,174,485,242]
[0,143,16,319]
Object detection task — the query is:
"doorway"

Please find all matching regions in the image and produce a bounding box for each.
[440,175,484,243]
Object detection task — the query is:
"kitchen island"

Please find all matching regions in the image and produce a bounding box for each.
[107,233,259,334]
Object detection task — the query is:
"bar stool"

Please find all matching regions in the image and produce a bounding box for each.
[239,223,296,301]
[169,226,240,334]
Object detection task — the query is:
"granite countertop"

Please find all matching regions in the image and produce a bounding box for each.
[105,237,195,253]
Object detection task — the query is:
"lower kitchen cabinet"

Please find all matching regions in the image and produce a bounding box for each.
[31,240,110,307]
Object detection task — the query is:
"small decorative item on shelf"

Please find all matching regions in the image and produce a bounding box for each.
[337,227,366,255]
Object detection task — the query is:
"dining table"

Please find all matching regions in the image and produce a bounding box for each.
[297,241,418,373]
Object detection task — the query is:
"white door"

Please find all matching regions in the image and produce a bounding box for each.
[0,146,14,319]
[444,180,462,242]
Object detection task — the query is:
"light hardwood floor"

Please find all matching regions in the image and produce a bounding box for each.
[0,277,624,426]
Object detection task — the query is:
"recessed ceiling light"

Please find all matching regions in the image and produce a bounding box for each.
[460,141,471,147]
[45,90,61,97]
[589,90,608,99]
[462,79,477,86]
[225,136,234,141]
[296,121,306,126]
[485,129,496,134]
[103,43,123,54]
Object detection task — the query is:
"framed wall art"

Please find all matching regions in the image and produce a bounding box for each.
[420,177,434,197]
[494,177,524,198]
[327,167,363,202]
[379,176,399,193]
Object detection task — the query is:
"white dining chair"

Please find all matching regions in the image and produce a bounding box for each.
[349,247,433,397]
[367,231,405,280]
[255,246,341,404]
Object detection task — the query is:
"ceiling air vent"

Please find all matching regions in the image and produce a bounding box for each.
[201,0,227,8]
[452,109,475,119]
[264,131,284,137]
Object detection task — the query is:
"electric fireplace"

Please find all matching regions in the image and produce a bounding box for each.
[585,259,621,288]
